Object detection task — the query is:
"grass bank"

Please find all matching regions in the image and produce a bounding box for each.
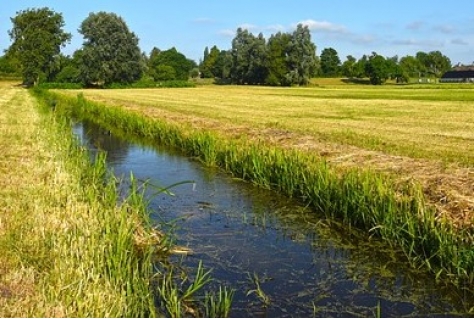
[0,82,160,317]
[43,88,474,288]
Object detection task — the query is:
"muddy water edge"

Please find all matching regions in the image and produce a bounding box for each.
[67,117,474,317]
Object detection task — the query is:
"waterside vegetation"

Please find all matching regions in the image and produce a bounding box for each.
[40,84,474,288]
[0,82,234,317]
[0,82,159,316]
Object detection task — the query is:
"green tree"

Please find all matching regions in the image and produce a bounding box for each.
[427,50,451,77]
[78,12,143,86]
[266,32,292,86]
[415,51,451,78]
[149,47,195,81]
[230,28,268,85]
[0,53,21,75]
[285,24,318,85]
[399,55,422,79]
[200,45,220,78]
[8,7,71,86]
[341,55,357,78]
[365,52,390,85]
[385,55,408,83]
[320,47,341,77]
[212,50,232,79]
[153,65,176,81]
[52,52,82,83]
[354,55,369,78]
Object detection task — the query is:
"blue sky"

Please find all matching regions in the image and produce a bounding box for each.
[1,1,474,65]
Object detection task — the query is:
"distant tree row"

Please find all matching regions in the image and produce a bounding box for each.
[3,8,196,87]
[199,24,319,86]
[2,7,456,87]
[201,41,452,86]
[319,47,452,84]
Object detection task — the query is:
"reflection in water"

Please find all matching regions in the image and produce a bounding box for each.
[74,119,474,317]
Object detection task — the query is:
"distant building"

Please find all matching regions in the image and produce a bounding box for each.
[440,66,474,83]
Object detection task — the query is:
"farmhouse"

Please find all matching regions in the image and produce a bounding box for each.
[440,65,474,83]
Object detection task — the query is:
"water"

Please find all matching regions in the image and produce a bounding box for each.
[74,119,474,317]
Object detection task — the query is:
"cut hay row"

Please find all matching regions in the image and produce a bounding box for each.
[43,87,474,287]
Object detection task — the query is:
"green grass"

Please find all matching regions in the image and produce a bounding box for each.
[56,84,474,166]
[0,82,164,317]
[31,87,236,317]
[40,87,474,288]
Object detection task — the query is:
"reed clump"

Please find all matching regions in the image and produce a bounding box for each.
[42,89,474,287]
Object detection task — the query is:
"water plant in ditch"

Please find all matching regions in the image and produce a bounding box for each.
[246,272,271,307]
[154,260,235,317]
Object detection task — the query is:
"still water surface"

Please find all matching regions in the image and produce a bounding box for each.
[74,119,473,317]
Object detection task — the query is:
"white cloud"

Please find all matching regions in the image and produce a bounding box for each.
[264,24,287,33]
[193,18,214,24]
[238,23,258,31]
[295,19,348,34]
[433,24,456,34]
[218,29,235,37]
[349,34,377,45]
[451,38,469,45]
[406,21,424,31]
[392,38,445,47]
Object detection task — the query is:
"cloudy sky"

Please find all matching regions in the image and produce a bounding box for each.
[1,0,473,64]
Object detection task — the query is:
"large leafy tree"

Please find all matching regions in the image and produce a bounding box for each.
[320,47,341,77]
[230,28,268,85]
[8,7,71,86]
[148,47,196,81]
[399,55,422,78]
[212,50,232,80]
[200,45,220,78]
[426,51,451,77]
[341,55,357,78]
[78,12,144,86]
[285,24,318,85]
[354,55,369,78]
[266,32,292,86]
[226,24,319,86]
[365,52,390,85]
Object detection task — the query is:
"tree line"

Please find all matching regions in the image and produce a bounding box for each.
[0,7,455,87]
[201,40,452,86]
[2,8,198,87]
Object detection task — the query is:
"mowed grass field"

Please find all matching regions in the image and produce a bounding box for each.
[66,85,474,164]
[61,84,474,226]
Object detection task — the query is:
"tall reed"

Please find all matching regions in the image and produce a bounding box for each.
[41,89,474,287]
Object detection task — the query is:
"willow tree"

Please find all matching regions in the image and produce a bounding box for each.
[285,24,318,85]
[78,12,144,86]
[8,7,71,86]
